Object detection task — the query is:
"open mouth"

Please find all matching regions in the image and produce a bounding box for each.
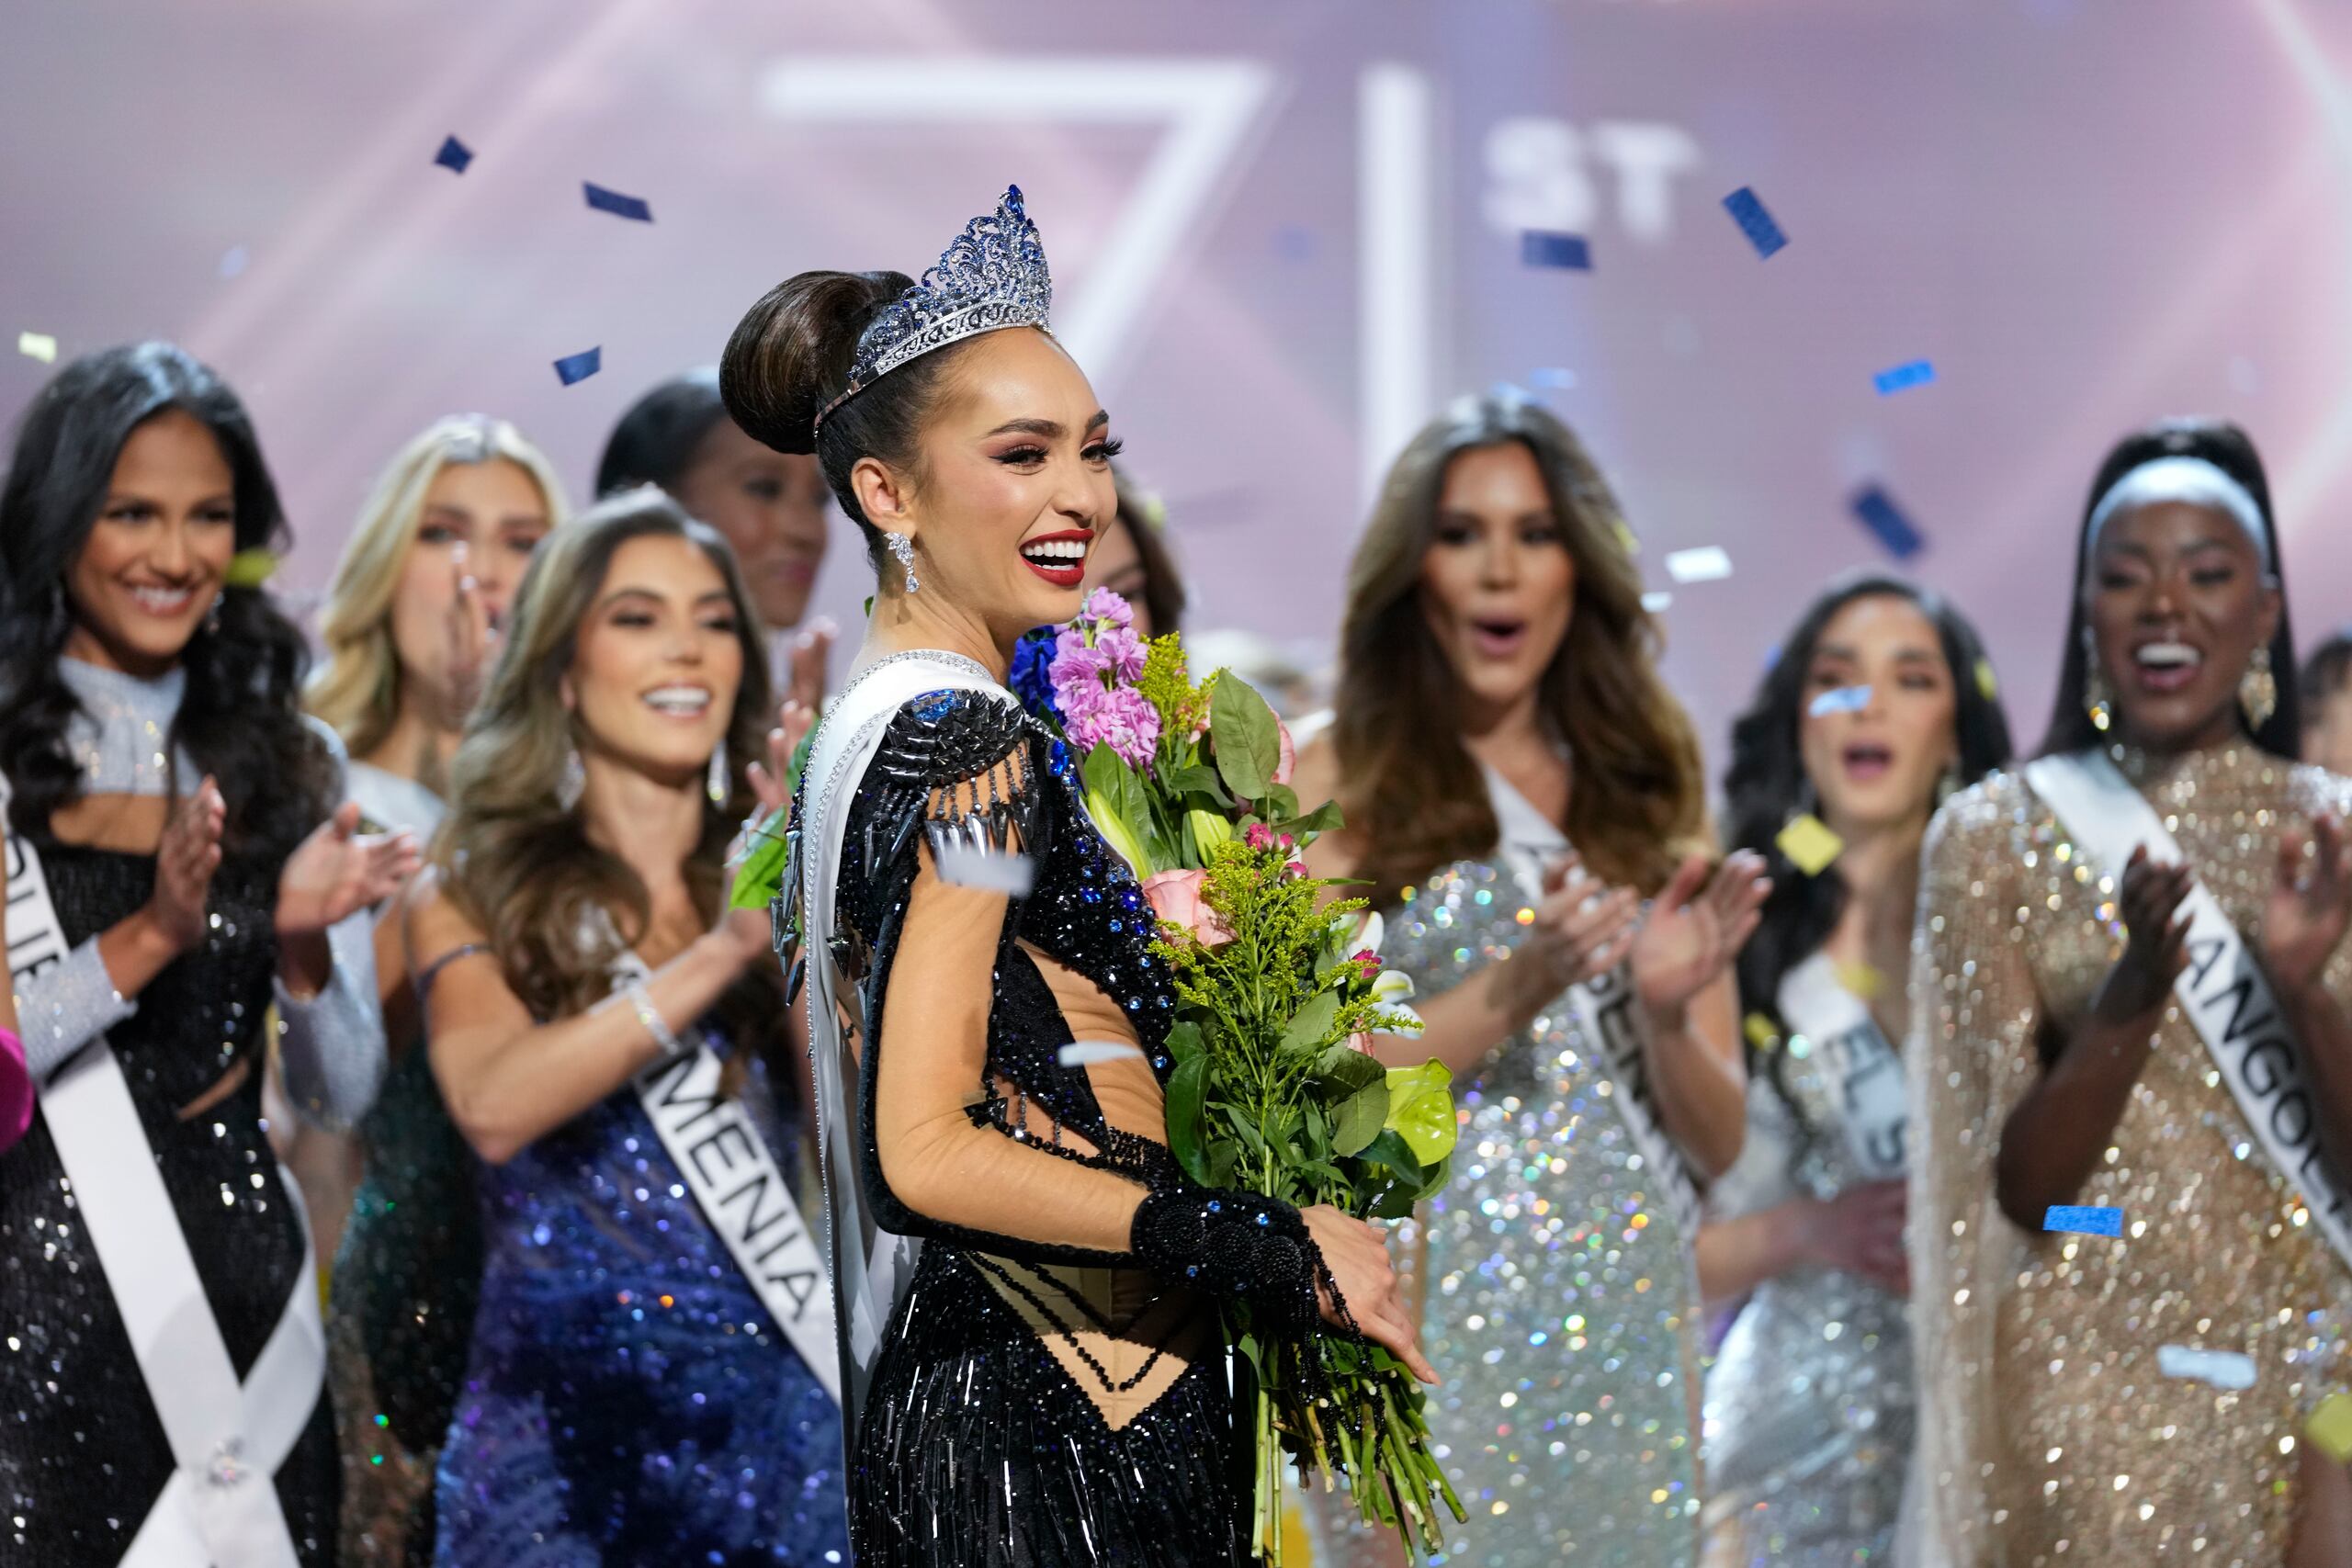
[2132,639,2203,694]
[1840,740,1894,782]
[1470,618,1527,659]
[641,683,712,719]
[127,583,196,617]
[1018,529,1093,588]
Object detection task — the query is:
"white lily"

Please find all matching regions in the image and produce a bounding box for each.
[1371,998,1425,1036]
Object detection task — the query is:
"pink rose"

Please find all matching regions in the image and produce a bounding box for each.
[1244,823,1275,852]
[1274,720,1295,786]
[1142,868,1233,947]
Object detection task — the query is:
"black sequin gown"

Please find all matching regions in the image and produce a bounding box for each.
[0,842,339,1564]
[830,690,1252,1567]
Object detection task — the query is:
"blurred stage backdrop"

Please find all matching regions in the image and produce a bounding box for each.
[8,0,2352,761]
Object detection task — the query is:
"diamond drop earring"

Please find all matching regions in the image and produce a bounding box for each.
[707,743,730,807]
[2082,628,2113,733]
[558,746,586,810]
[2240,644,2278,730]
[886,532,920,594]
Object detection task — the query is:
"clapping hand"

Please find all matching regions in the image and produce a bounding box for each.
[2091,843,2193,1024]
[1506,851,1641,1011]
[1630,850,1770,1021]
[2264,812,2352,998]
[276,803,421,939]
[150,775,227,953]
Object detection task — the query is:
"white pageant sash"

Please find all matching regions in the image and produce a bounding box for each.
[1776,951,1908,1181]
[1566,964,1704,1243]
[6,831,322,1568]
[2025,750,2352,1269]
[614,950,842,1404]
[800,654,1006,1421]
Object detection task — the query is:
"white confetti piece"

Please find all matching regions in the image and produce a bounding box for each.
[1640,591,1673,613]
[17,332,57,364]
[2155,1344,2256,1390]
[1664,546,1732,583]
[1057,1041,1146,1067]
[933,844,1035,897]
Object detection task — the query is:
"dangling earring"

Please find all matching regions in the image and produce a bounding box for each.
[2240,644,2278,730]
[707,742,730,807]
[203,594,222,637]
[886,532,920,594]
[2081,628,2113,733]
[1936,764,1961,807]
[557,745,585,810]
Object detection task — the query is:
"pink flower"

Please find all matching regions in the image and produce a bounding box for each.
[1096,623,1148,683]
[1083,587,1135,629]
[1351,948,1383,979]
[1244,823,1275,852]
[1274,721,1295,786]
[1066,684,1160,770]
[1142,868,1232,947]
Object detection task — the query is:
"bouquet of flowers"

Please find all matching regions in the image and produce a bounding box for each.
[1017,591,1464,1562]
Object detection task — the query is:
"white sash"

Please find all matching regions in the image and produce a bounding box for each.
[1776,950,1908,1180]
[2025,750,2352,1269]
[799,654,1007,1423]
[6,832,323,1568]
[1564,966,1704,1241]
[614,949,842,1404]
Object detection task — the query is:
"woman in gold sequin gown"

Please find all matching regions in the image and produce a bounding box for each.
[1294,391,1769,1568]
[1909,420,2352,1566]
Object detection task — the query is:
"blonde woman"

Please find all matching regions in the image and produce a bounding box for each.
[303,413,567,1565]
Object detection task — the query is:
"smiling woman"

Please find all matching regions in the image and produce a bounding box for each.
[1910,420,2352,1566]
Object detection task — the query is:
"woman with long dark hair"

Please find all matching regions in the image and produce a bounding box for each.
[1292,389,1769,1566]
[305,412,568,1565]
[1695,571,2011,1565]
[407,489,847,1563]
[1909,420,2352,1564]
[722,186,1426,1565]
[0,342,411,1565]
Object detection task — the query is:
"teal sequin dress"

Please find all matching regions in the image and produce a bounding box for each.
[1377,772,1702,1568]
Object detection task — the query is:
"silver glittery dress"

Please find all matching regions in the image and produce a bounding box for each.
[1909,746,2352,1564]
[1697,1004,1914,1565]
[1377,770,1703,1567]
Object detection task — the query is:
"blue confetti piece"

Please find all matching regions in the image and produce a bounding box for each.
[552,346,603,386]
[583,182,653,222]
[1873,359,1937,396]
[1807,684,1872,717]
[2044,1204,2123,1237]
[219,246,249,281]
[1521,231,1591,271]
[1722,186,1788,258]
[1849,484,1925,560]
[435,135,473,175]
[1528,367,1577,389]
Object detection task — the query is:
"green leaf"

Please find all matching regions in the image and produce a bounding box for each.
[1166,764,1234,807]
[1384,1059,1459,1165]
[1163,1056,1213,1186]
[727,809,792,911]
[1277,988,1341,1056]
[1332,1081,1391,1156]
[1276,799,1347,839]
[1312,1043,1387,1095]
[1208,673,1281,803]
[1260,784,1299,823]
[1355,1128,1425,1182]
[1186,808,1235,860]
[1163,1021,1207,1064]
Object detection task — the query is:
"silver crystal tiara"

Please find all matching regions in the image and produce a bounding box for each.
[813,185,1054,435]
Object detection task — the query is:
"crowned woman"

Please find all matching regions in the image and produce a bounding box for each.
[723,187,1430,1566]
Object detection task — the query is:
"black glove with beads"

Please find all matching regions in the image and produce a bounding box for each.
[1130,1185,1328,1338]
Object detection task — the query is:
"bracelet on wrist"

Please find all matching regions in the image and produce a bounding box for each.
[623,980,683,1058]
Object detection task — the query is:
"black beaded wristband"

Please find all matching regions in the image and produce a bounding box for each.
[1131,1186,1323,1336]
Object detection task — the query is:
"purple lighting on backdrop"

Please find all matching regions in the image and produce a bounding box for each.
[6,0,2352,770]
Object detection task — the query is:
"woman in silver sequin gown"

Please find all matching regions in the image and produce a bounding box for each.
[1693,574,2012,1566]
[1295,392,1768,1568]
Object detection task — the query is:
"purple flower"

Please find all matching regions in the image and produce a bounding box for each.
[1066,684,1161,770]
[1096,623,1148,683]
[1083,587,1135,629]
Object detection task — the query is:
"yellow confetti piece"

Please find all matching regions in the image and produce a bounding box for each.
[224,548,279,588]
[1974,656,1998,702]
[2310,1393,2352,1463]
[17,332,57,364]
[1612,519,1640,557]
[1742,1012,1779,1050]
[1836,960,1883,999]
[1775,812,1844,876]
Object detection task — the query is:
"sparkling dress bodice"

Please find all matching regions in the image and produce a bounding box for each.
[1910,746,2352,1564]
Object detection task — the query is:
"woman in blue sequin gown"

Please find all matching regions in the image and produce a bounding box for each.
[404,490,849,1566]
[1295,392,1768,1568]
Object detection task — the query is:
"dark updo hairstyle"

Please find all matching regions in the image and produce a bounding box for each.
[0,342,334,863]
[1724,570,2013,1137]
[720,270,979,576]
[594,367,731,499]
[2038,418,2299,760]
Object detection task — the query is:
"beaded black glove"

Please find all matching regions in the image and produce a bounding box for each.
[1130,1185,1324,1337]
